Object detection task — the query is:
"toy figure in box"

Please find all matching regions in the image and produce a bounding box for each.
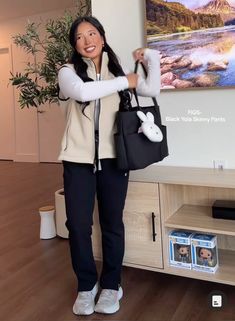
[176,245,190,263]
[169,230,193,269]
[197,247,216,267]
[191,233,218,273]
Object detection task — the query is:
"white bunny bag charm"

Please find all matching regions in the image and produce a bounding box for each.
[137,111,163,142]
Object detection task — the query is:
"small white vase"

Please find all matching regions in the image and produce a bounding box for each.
[39,205,56,239]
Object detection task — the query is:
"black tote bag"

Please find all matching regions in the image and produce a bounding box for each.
[114,61,168,171]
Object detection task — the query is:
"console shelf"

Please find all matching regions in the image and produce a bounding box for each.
[165,205,235,236]
[165,249,235,286]
[130,166,235,286]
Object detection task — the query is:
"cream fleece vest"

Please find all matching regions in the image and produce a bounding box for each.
[58,52,120,164]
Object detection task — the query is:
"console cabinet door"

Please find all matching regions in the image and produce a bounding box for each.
[92,181,163,269]
[123,182,163,269]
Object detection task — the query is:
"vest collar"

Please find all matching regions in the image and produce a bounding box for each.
[82,51,109,76]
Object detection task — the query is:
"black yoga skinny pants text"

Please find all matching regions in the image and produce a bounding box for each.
[63,159,129,291]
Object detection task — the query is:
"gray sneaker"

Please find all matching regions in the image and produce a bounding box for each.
[94,286,123,314]
[72,283,98,315]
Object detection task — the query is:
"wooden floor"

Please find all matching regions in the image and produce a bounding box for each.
[0,161,235,321]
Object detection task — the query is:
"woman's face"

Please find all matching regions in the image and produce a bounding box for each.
[75,21,104,68]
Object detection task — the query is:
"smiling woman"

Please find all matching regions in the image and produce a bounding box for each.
[57,14,161,317]
[75,22,105,72]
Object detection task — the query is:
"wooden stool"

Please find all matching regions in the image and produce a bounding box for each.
[39,205,56,239]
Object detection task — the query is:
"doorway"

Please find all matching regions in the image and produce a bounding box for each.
[0,46,15,160]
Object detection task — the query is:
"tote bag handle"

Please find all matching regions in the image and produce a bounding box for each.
[132,60,160,110]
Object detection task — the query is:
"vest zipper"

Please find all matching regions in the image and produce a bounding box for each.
[63,108,72,151]
[92,61,102,173]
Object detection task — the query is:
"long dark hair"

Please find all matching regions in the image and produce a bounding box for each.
[68,16,131,116]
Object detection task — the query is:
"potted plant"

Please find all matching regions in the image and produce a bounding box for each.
[10,0,91,110]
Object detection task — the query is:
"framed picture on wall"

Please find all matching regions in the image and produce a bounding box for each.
[145,0,235,89]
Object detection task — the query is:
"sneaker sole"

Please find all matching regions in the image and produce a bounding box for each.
[73,306,94,316]
[95,302,120,314]
[94,287,123,314]
[72,283,99,316]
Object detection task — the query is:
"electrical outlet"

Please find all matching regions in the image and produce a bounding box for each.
[213,160,226,170]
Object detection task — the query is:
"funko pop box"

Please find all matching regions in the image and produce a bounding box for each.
[169,230,194,269]
[191,233,218,273]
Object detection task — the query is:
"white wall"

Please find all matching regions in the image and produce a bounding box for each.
[92,0,235,169]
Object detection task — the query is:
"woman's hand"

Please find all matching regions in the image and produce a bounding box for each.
[126,73,138,89]
[132,48,147,63]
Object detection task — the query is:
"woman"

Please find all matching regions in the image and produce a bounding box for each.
[58,16,161,316]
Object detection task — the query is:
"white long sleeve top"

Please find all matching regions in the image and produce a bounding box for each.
[58,48,161,102]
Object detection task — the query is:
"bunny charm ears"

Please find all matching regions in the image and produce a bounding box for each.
[137,111,163,142]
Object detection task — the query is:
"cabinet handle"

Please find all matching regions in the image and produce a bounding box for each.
[151,212,157,242]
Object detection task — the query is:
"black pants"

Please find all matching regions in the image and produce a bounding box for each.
[63,159,129,291]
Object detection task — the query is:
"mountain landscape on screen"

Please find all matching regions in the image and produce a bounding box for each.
[195,0,235,24]
[146,0,235,35]
[145,0,235,89]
